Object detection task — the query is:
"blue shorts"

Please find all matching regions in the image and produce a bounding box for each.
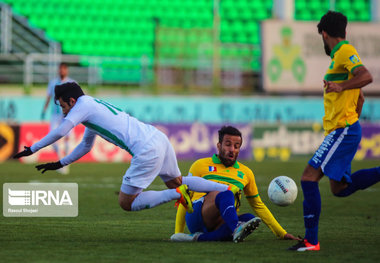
[309,121,361,183]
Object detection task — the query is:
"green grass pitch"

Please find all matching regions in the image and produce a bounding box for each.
[1,159,379,263]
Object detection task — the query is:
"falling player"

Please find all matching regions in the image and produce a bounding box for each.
[14,82,235,215]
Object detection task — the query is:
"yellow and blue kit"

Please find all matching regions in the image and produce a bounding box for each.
[302,39,380,247]
[175,154,287,239]
[310,41,364,182]
[323,40,363,135]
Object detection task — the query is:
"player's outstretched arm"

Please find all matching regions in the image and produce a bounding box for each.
[13,146,33,159]
[247,196,286,238]
[248,198,300,240]
[59,128,96,166]
[31,120,74,153]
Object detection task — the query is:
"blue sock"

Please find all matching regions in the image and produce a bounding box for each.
[238,213,255,222]
[336,167,380,197]
[302,181,321,245]
[198,213,257,241]
[197,224,232,241]
[215,190,239,232]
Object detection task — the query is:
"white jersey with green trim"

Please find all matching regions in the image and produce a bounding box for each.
[65,95,157,156]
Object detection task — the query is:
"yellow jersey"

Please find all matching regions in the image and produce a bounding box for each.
[323,40,363,135]
[174,154,287,239]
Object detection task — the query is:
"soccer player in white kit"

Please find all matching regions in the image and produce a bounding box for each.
[14,82,234,213]
[41,63,75,174]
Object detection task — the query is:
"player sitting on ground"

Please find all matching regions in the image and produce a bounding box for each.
[171,126,300,242]
[171,188,261,243]
[14,82,235,215]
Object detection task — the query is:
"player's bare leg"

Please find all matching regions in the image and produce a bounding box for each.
[164,176,182,189]
[301,165,324,182]
[201,191,224,231]
[332,167,380,197]
[329,179,348,195]
[118,191,138,211]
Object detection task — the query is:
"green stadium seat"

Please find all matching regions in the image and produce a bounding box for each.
[2,0,371,75]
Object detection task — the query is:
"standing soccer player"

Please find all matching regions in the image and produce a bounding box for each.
[41,63,75,174]
[289,11,380,251]
[14,82,234,214]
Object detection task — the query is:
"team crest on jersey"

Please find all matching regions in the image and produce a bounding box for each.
[349,55,360,64]
[208,166,217,172]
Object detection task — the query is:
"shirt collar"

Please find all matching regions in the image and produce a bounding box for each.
[212,154,240,169]
[330,40,349,59]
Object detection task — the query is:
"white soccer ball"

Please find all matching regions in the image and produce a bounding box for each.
[268,176,298,206]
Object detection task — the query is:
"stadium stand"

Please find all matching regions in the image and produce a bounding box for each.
[295,0,370,21]
[1,0,371,83]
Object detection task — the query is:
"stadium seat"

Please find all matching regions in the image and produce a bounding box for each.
[2,0,371,76]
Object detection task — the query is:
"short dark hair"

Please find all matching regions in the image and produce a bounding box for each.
[218,126,242,145]
[54,82,84,105]
[317,11,347,38]
[59,62,68,68]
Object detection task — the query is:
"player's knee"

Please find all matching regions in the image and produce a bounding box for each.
[301,165,321,182]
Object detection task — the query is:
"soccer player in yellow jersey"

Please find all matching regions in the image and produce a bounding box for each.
[289,11,380,251]
[171,126,299,242]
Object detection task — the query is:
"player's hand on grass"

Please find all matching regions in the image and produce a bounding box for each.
[13,146,33,159]
[36,161,63,174]
[284,233,302,241]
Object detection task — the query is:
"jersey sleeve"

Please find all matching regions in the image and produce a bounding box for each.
[244,170,287,239]
[60,128,96,166]
[243,170,259,198]
[64,97,90,126]
[246,196,287,239]
[340,45,363,74]
[30,119,74,153]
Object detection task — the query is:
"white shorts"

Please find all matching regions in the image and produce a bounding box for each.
[120,130,181,194]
